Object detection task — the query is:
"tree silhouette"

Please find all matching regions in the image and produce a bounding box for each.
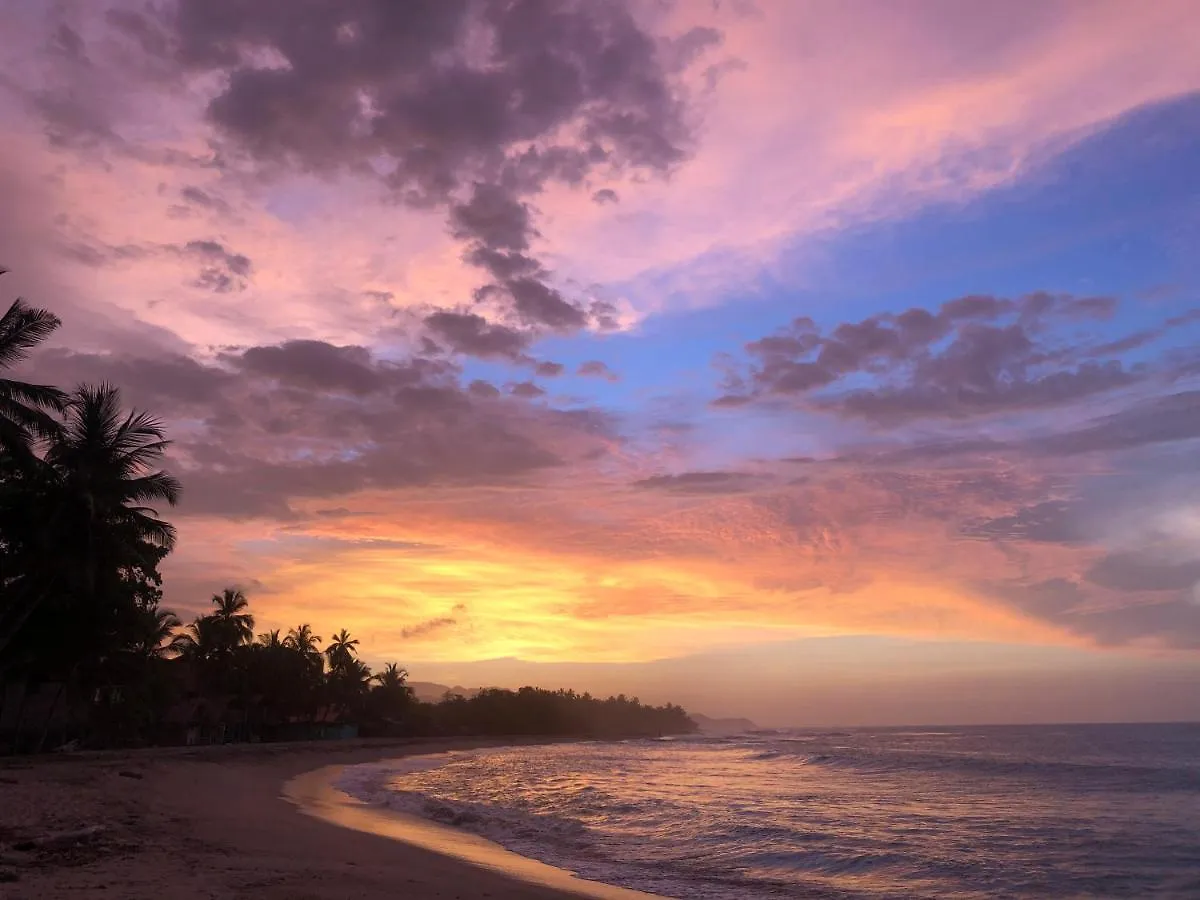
[175,616,225,663]
[0,384,179,668]
[46,383,180,562]
[0,272,67,461]
[285,624,323,667]
[127,607,187,661]
[374,662,408,691]
[324,628,359,671]
[208,588,254,651]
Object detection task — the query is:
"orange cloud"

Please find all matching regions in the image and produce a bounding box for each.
[159,466,1086,667]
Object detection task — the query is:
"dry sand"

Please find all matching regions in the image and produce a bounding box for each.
[0,738,653,900]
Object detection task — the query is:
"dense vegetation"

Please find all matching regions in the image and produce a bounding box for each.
[0,281,695,752]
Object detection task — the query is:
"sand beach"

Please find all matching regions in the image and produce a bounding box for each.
[0,739,649,900]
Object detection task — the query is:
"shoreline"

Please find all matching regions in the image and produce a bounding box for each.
[287,757,657,899]
[0,738,658,900]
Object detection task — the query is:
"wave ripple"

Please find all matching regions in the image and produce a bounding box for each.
[337,724,1200,899]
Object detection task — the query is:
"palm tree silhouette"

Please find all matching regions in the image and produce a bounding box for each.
[0,273,67,460]
[324,628,359,671]
[256,629,283,649]
[285,624,323,668]
[208,588,254,650]
[129,607,188,660]
[175,616,224,662]
[0,383,180,661]
[374,662,408,690]
[342,658,372,692]
[47,383,181,554]
[46,384,180,603]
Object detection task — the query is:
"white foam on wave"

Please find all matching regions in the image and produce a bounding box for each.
[336,751,598,864]
[332,748,737,899]
[335,750,485,805]
[328,728,1200,899]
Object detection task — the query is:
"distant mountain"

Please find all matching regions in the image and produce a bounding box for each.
[690,713,758,735]
[408,681,481,702]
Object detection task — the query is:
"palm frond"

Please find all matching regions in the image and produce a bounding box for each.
[0,377,69,412]
[122,472,183,506]
[0,298,62,369]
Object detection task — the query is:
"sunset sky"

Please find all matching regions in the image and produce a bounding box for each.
[3,0,1200,725]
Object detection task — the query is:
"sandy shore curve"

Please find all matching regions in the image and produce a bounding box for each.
[285,758,656,899]
[0,738,657,900]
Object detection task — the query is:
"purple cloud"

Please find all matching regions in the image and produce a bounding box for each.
[633,471,758,494]
[722,293,1147,422]
[509,381,546,399]
[578,359,619,381]
[424,310,531,360]
[137,0,715,334]
[25,340,617,519]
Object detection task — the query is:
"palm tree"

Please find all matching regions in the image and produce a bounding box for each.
[256,629,283,649]
[174,616,224,662]
[0,275,68,459]
[285,624,323,667]
[127,607,188,660]
[0,383,180,663]
[281,623,324,725]
[328,656,373,716]
[368,661,411,728]
[324,628,359,671]
[342,658,372,693]
[208,588,254,649]
[45,383,181,560]
[374,662,408,690]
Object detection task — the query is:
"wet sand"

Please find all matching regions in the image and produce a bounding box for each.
[0,738,654,899]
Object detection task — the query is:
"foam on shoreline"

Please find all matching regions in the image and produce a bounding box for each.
[283,757,660,900]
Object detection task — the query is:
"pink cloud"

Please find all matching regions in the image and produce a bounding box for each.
[540,0,1200,310]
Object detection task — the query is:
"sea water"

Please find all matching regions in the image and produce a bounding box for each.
[336,723,1200,898]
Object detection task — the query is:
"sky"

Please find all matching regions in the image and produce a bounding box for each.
[2,0,1200,726]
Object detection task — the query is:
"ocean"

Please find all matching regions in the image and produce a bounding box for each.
[336,723,1200,899]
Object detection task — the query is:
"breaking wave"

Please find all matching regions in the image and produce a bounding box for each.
[336,725,1200,899]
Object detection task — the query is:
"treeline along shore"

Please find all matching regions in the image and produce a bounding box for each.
[0,278,696,753]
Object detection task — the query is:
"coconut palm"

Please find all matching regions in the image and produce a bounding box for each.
[324,628,359,671]
[0,383,180,663]
[208,588,254,649]
[127,607,188,660]
[256,629,283,649]
[174,615,225,662]
[285,624,323,667]
[44,383,181,558]
[342,658,372,692]
[373,662,408,690]
[0,276,68,459]
[328,656,373,714]
[366,661,411,727]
